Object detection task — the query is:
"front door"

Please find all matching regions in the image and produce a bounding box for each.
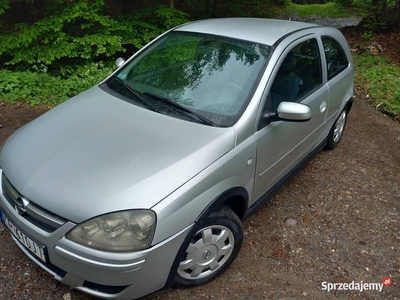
[252,36,329,202]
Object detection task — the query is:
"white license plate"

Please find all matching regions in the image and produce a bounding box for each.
[0,209,47,262]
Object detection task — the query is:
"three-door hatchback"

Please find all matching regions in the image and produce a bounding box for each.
[0,18,354,299]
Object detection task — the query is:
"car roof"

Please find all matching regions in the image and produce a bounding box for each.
[175,18,320,46]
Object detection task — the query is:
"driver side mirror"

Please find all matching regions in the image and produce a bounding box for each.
[115,57,125,68]
[276,102,311,121]
[263,102,311,123]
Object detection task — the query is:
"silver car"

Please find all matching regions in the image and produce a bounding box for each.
[0,18,354,299]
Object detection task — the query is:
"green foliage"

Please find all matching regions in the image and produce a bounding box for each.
[117,5,189,50]
[0,1,189,73]
[354,53,400,117]
[353,0,400,32]
[335,0,352,8]
[287,2,360,17]
[0,0,190,106]
[1,0,118,65]
[0,62,114,106]
[238,0,290,17]
[362,31,374,42]
[155,5,190,29]
[0,0,9,15]
[183,0,287,18]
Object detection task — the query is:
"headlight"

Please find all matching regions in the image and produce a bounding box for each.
[66,210,156,252]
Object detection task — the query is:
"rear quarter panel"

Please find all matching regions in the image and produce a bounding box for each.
[319,28,354,125]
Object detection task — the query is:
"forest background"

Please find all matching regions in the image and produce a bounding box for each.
[0,0,399,117]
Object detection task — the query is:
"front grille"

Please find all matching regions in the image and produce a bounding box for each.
[1,173,67,232]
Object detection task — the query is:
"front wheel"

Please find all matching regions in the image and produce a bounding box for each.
[325,107,348,150]
[173,206,243,287]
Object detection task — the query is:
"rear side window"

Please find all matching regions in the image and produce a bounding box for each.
[322,36,349,80]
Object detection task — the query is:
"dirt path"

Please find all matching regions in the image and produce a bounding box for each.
[283,15,363,28]
[0,90,399,299]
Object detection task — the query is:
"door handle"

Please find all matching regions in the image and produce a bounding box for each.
[320,101,327,113]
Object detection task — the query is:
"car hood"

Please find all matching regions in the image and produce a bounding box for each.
[0,86,235,223]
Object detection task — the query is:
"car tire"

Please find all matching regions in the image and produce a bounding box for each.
[173,206,243,287]
[325,107,348,150]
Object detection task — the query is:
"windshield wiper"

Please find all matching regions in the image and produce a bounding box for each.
[111,76,159,113]
[142,92,215,126]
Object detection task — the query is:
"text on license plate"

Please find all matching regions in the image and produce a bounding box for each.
[0,210,46,262]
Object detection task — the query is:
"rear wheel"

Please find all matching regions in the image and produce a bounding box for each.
[173,206,243,287]
[326,107,348,150]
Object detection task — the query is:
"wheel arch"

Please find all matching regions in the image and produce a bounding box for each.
[196,186,249,222]
[346,96,353,112]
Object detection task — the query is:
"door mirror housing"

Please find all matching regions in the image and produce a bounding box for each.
[263,102,312,123]
[115,57,125,68]
[276,102,311,121]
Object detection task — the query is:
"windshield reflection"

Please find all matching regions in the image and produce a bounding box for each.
[114,32,270,126]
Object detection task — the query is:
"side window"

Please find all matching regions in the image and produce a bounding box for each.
[322,36,349,80]
[267,38,322,112]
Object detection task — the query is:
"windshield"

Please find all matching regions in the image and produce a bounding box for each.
[106,31,270,127]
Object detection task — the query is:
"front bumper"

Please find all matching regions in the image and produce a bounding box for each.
[0,169,191,299]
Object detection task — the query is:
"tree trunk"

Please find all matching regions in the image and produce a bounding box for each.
[121,0,144,15]
[382,0,387,10]
[206,0,213,14]
[213,0,218,11]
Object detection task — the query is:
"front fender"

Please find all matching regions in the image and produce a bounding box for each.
[151,135,256,245]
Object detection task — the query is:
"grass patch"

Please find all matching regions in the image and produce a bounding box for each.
[354,53,400,117]
[0,62,114,107]
[286,2,364,18]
